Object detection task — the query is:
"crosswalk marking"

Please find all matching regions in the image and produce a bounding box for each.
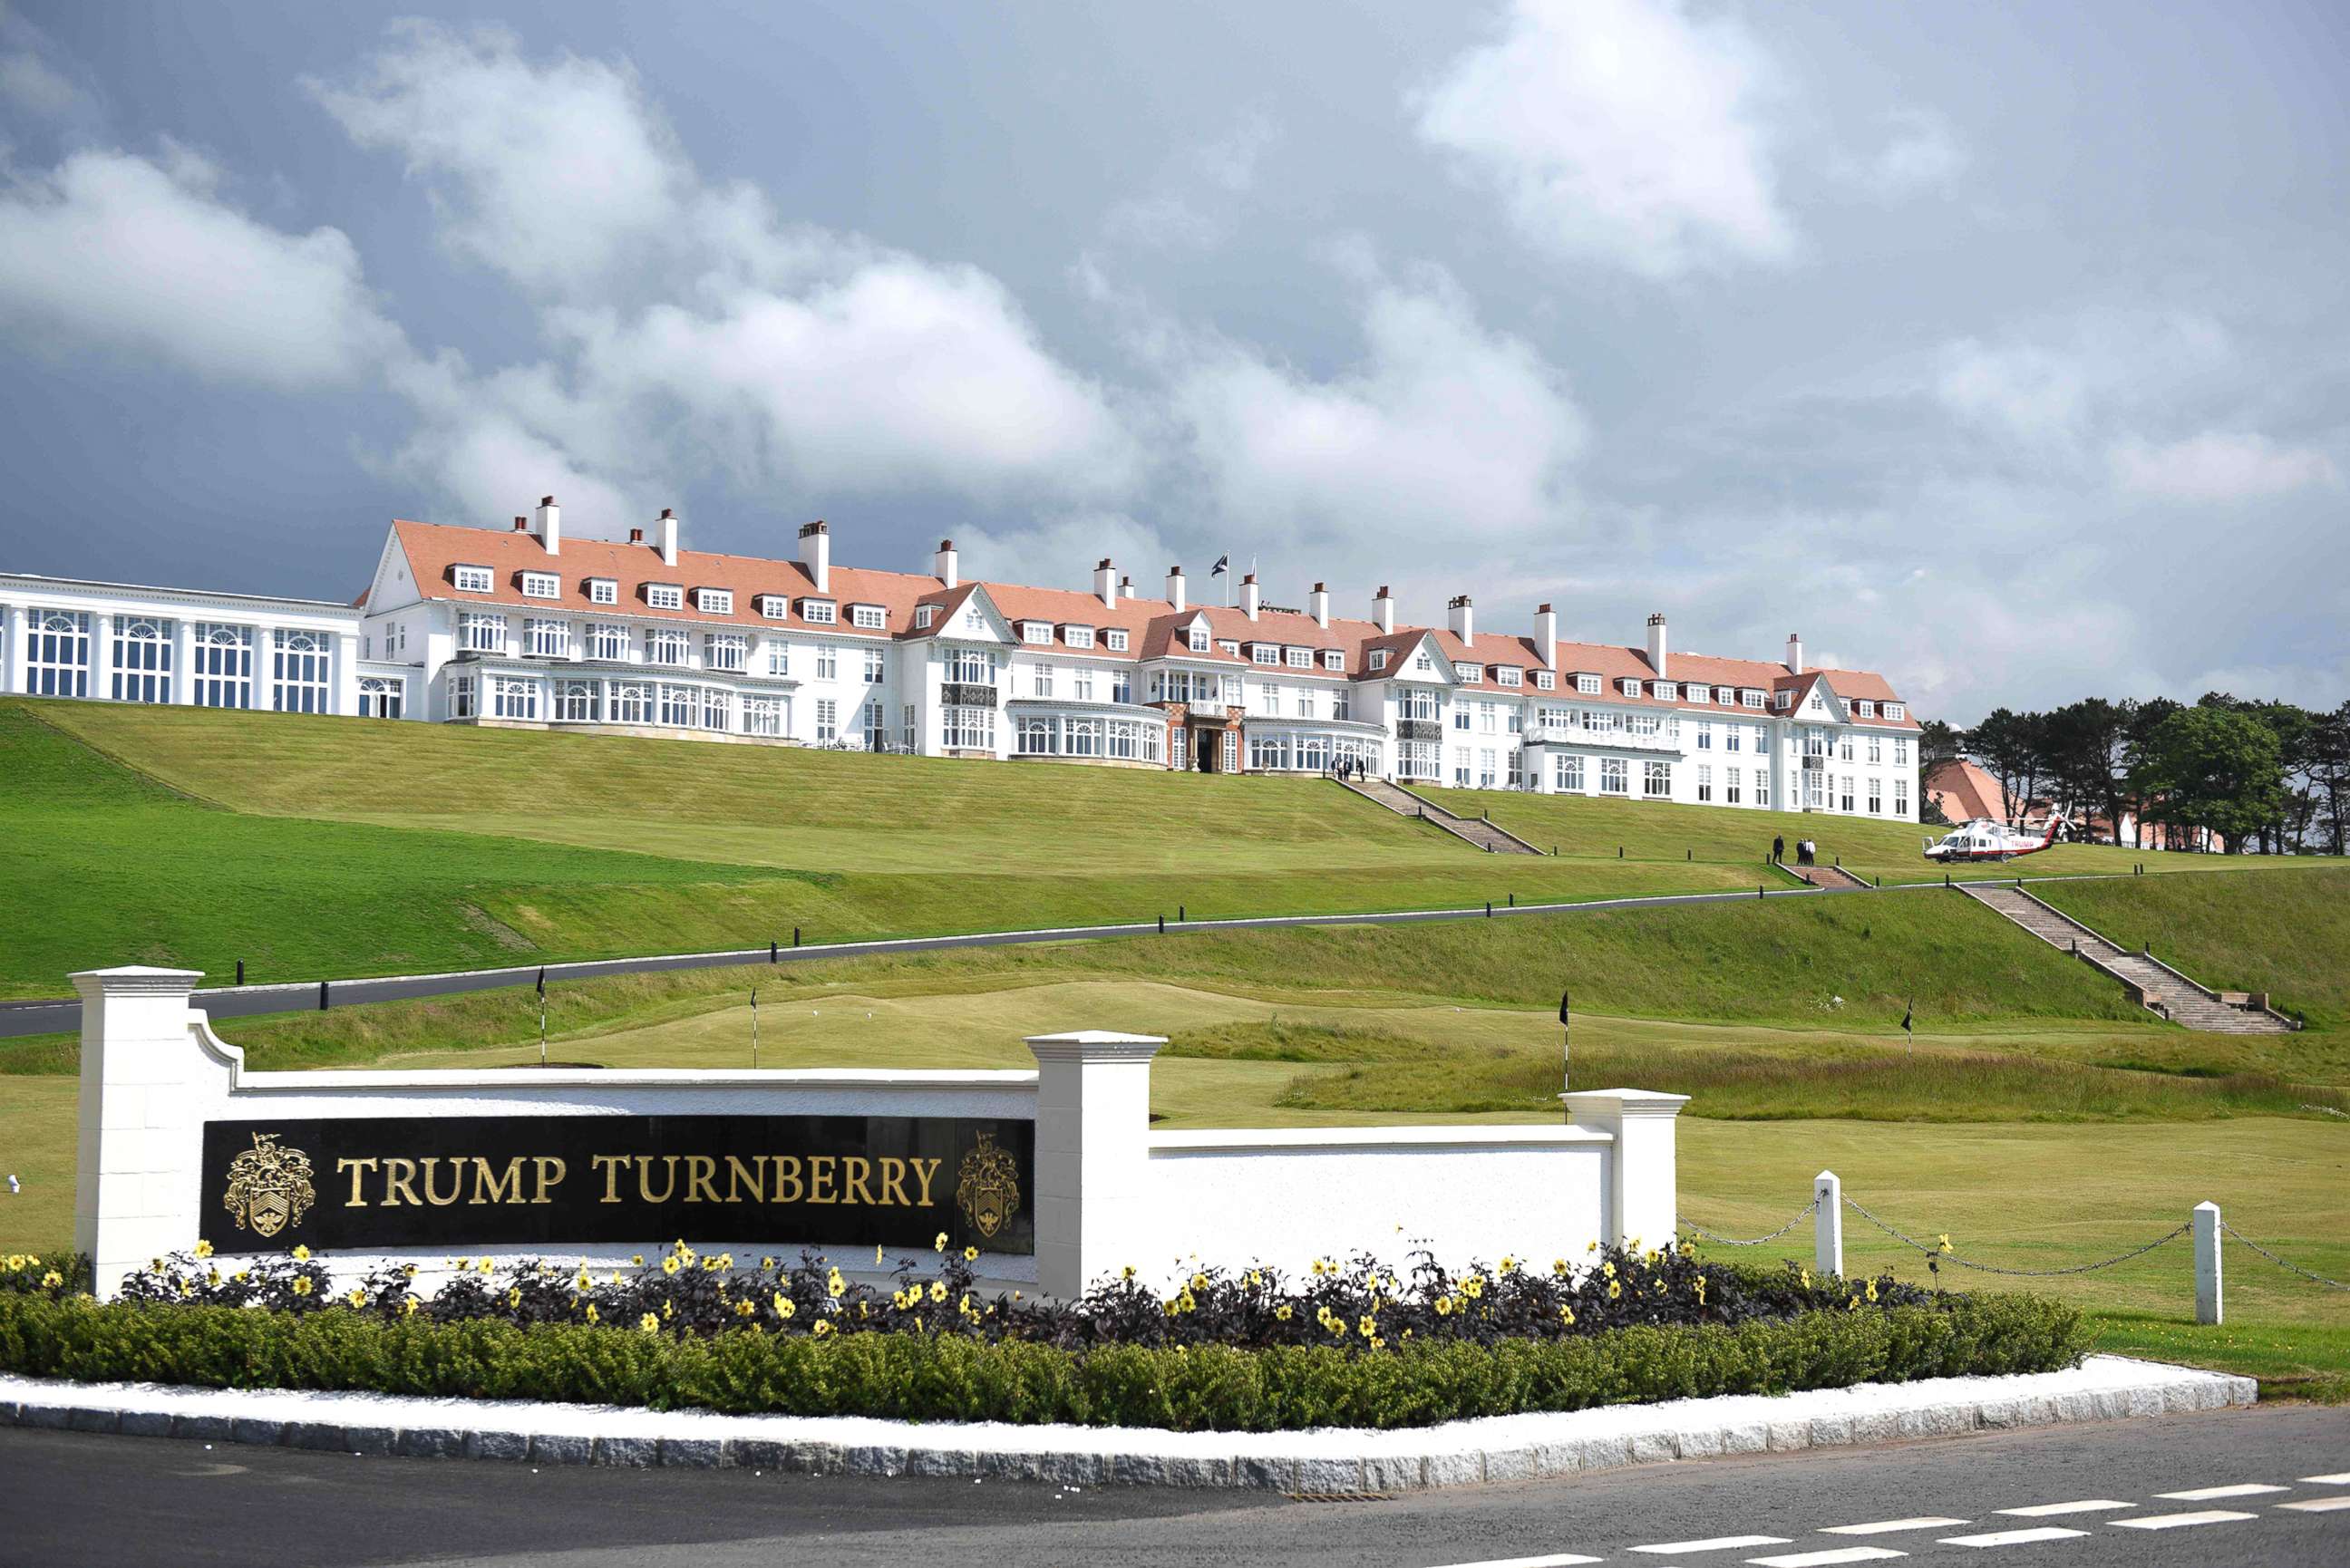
[1744,1550,1906,1568]
[1937,1528,2090,1548]
[1994,1500,2133,1517]
[2302,1472,2350,1485]
[1423,1556,1605,1567]
[1820,1518,1968,1535]
[2109,1509,2259,1530]
[2156,1483,2287,1500]
[2277,1496,2350,1514]
[1631,1540,1792,1556]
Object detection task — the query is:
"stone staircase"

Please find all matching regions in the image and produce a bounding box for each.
[1332,775,1542,854]
[1784,862,1870,890]
[1962,883,2298,1034]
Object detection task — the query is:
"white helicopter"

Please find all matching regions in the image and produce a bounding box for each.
[1922,813,2064,863]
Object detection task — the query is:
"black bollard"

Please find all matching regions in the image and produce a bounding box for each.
[1686,848,1691,860]
[1508,892,1515,907]
[793,926,801,947]
[770,941,778,963]
[1158,914,1165,934]
[1485,901,1492,917]
[1618,846,1624,858]
[1759,884,1765,898]
[1180,904,1186,923]
[317,980,328,1011]
[235,960,245,986]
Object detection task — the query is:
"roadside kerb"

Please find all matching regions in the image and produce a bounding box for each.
[0,1355,2251,1490]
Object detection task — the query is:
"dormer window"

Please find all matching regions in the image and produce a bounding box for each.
[1454,663,1481,683]
[1321,650,1344,671]
[1369,649,1390,671]
[1619,678,1641,699]
[1286,647,1310,668]
[452,565,493,594]
[1533,670,1555,691]
[1188,626,1210,653]
[1498,666,1521,687]
[1251,644,1279,665]
[801,598,837,624]
[1856,700,1876,718]
[1776,691,1793,710]
[1021,620,1053,644]
[1064,625,1095,649]
[1886,702,1905,721]
[850,605,886,631]
[646,583,684,611]
[521,571,559,600]
[1653,681,1675,700]
[1219,640,1240,656]
[588,578,618,605]
[1105,629,1129,652]
[915,605,937,630]
[1577,673,1601,696]
[1808,692,1825,711]
[695,588,733,615]
[758,595,790,619]
[1743,689,1764,709]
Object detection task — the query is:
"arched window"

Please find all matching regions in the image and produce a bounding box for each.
[192,624,254,709]
[271,629,332,713]
[111,617,174,703]
[26,610,91,697]
[357,675,403,720]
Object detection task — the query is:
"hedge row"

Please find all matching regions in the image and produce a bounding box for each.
[0,1289,2087,1431]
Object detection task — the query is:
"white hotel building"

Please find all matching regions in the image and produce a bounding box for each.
[1,501,1921,819]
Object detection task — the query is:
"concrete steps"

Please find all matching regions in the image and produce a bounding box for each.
[1332,776,1542,854]
[1962,883,2297,1034]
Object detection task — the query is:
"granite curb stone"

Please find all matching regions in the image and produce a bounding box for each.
[0,1355,2255,1492]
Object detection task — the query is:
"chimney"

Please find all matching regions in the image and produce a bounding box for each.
[798,519,830,593]
[1308,581,1330,628]
[1646,612,1669,679]
[1094,557,1117,608]
[628,528,645,544]
[1121,575,1134,598]
[656,508,679,568]
[1241,572,1260,621]
[536,494,560,556]
[1535,603,1558,665]
[1448,594,1474,644]
[511,515,529,531]
[1164,566,1186,613]
[1785,631,1803,674]
[1373,586,1393,634]
[933,538,958,589]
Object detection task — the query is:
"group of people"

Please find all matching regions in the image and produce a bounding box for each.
[1334,756,1369,782]
[1771,834,1818,867]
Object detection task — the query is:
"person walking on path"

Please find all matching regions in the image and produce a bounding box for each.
[1772,834,1785,864]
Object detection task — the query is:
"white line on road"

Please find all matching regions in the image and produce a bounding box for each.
[1744,1550,1906,1568]
[1631,1539,1792,1556]
[1994,1500,2134,1517]
[1820,1518,1968,1535]
[2155,1483,2287,1500]
[2302,1472,2350,1485]
[1424,1555,1606,1567]
[1937,1529,2090,1549]
[2277,1496,2350,1513]
[2108,1510,2259,1530]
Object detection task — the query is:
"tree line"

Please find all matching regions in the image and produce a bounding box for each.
[1916,695,2350,856]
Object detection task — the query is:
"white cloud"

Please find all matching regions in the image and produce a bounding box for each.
[1838,111,1966,198]
[306,24,1141,523]
[1413,0,1793,276]
[2110,431,2339,503]
[1169,262,1585,550]
[0,48,83,117]
[0,147,400,388]
[1935,338,2093,440]
[1932,313,2230,444]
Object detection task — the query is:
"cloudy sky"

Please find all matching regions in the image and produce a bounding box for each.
[1,1,2343,721]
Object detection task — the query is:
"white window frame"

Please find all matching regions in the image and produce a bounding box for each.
[801,599,838,625]
[1369,649,1389,671]
[588,623,627,661]
[520,572,559,600]
[1022,621,1054,644]
[1064,625,1095,649]
[524,618,568,658]
[705,633,748,673]
[759,595,790,620]
[191,623,253,709]
[110,615,173,703]
[1105,628,1128,652]
[270,629,332,714]
[851,605,886,631]
[1577,673,1601,695]
[458,612,506,653]
[452,565,493,594]
[646,584,684,611]
[695,588,734,615]
[646,626,691,666]
[588,578,618,606]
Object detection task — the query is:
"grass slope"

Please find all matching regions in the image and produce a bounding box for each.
[2032,866,2350,1032]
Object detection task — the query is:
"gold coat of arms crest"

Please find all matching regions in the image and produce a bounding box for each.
[954,1131,1022,1240]
[221,1131,316,1238]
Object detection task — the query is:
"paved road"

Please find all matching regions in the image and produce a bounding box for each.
[4,1403,2343,1567]
[0,871,1986,1040]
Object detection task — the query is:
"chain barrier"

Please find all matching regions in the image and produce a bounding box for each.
[1840,1194,2191,1277]
[1677,1197,1821,1247]
[2220,1221,2350,1292]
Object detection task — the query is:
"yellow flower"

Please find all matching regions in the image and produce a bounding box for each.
[1694,1277,1707,1305]
[507,1287,522,1308]
[194,1240,215,1259]
[1245,1271,1262,1289]
[1328,1319,1348,1338]
[662,1300,675,1320]
[1607,1280,1622,1300]
[1559,1303,1576,1325]
[1602,1261,1617,1279]
[1552,1258,1568,1276]
[1500,1255,1518,1273]
[1847,1293,1860,1312]
[404,1297,422,1317]
[478,1256,495,1274]
[575,1271,593,1292]
[640,1312,660,1333]
[1587,1240,1598,1253]
[292,1276,314,1296]
[1937,1234,1954,1255]
[1370,1335,1385,1350]
[403,1263,418,1278]
[1864,1278,1879,1302]
[928,1281,947,1302]
[206,1268,220,1286]
[291,1244,311,1262]
[934,1232,948,1252]
[773,1292,795,1319]
[232,1270,249,1282]
[3,1255,18,1271]
[1801,1269,1812,1290]
[41,1270,63,1289]
[1357,1314,1377,1336]
[966,1246,981,1263]
[1177,1291,1197,1314]
[828,1277,846,1299]
[812,1320,833,1337]
[735,1300,756,1318]
[716,1253,733,1269]
[632,1254,645,1266]
[874,1246,883,1266]
[350,1288,370,1309]
[1461,1276,1484,1299]
[662,1255,681,1275]
[583,1302,597,1323]
[891,1290,908,1309]
[1434,1296,1453,1316]
[1121,1264,1137,1281]
[1190,1272,1209,1292]
[1275,1304,1293,1321]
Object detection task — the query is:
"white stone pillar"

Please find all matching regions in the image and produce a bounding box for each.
[0,601,14,693]
[1561,1089,1688,1252]
[1027,1031,1163,1300]
[173,617,199,703]
[73,967,216,1298]
[1815,1170,1843,1277]
[88,610,112,701]
[2194,1200,2222,1325]
[335,630,361,716]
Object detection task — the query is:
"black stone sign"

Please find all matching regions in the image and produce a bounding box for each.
[199,1114,1034,1254]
